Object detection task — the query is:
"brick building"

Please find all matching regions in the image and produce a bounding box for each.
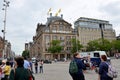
[0,36,4,58]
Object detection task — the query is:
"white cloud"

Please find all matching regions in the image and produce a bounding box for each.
[0,0,120,55]
[11,0,26,9]
[98,0,120,36]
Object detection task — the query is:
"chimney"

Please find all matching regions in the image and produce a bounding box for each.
[61,14,63,19]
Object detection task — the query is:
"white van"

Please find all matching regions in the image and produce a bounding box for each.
[91,51,107,57]
[79,51,110,67]
[80,51,108,58]
[79,52,90,58]
[31,57,36,63]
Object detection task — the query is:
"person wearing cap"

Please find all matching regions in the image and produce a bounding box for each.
[0,60,6,80]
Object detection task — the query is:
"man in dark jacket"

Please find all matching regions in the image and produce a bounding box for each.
[69,53,86,80]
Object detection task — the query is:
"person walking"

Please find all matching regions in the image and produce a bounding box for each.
[34,60,38,73]
[3,61,11,80]
[9,57,30,80]
[39,60,44,73]
[98,55,113,80]
[69,52,86,80]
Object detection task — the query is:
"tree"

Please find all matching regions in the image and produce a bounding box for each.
[97,39,112,51]
[86,38,112,52]
[86,40,99,51]
[111,40,120,52]
[48,40,62,54]
[22,50,30,58]
[71,38,83,54]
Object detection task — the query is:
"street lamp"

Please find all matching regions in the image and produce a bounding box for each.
[2,0,10,59]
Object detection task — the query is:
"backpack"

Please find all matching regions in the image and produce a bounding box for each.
[69,60,78,73]
[106,62,118,78]
[27,69,35,80]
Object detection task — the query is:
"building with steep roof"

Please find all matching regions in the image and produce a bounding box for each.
[30,14,76,60]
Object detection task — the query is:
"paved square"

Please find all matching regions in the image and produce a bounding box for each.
[33,59,120,80]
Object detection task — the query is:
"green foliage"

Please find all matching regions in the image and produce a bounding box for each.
[86,40,99,51]
[48,40,62,54]
[71,38,83,54]
[22,50,29,58]
[87,38,111,51]
[111,40,120,52]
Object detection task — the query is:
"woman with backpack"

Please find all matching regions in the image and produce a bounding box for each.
[69,52,86,80]
[98,55,113,80]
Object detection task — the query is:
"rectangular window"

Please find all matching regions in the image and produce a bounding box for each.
[45,35,50,47]
[53,26,57,30]
[52,35,57,40]
[52,26,57,33]
[60,42,64,46]
[94,53,100,57]
[66,36,71,40]
[59,25,64,31]
[45,27,50,32]
[72,36,76,39]
[60,36,64,41]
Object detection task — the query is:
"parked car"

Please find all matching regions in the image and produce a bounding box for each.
[44,60,52,64]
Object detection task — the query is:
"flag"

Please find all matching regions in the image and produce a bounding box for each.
[55,9,61,16]
[55,13,58,16]
[58,9,61,13]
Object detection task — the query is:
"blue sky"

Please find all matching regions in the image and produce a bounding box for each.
[0,0,120,55]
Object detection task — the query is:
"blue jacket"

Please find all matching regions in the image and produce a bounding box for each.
[74,58,86,75]
[99,62,113,80]
[69,58,86,80]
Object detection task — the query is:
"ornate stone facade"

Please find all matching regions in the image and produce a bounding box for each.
[30,14,76,60]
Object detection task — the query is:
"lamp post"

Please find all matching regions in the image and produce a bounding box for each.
[2,0,10,59]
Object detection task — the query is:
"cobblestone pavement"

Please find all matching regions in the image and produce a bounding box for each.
[33,59,120,80]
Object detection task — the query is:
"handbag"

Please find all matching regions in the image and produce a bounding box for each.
[27,69,35,80]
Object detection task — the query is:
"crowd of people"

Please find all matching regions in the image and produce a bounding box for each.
[0,56,44,80]
[0,53,117,80]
